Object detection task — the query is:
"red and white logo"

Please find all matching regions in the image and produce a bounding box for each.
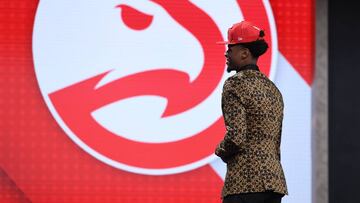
[33,0,277,175]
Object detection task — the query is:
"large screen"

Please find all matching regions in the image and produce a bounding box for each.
[0,0,313,202]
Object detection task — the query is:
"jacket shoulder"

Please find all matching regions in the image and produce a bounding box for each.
[224,70,263,90]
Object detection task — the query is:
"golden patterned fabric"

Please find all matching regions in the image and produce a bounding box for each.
[215,67,288,198]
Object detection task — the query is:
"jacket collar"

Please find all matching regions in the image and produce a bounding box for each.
[236,64,260,73]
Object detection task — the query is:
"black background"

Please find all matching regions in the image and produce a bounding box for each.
[329,1,360,203]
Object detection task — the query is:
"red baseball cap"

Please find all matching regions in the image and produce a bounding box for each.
[217,21,264,44]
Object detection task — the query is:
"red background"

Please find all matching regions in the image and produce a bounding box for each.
[0,0,313,202]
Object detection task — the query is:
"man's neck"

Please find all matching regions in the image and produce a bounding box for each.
[236,63,259,73]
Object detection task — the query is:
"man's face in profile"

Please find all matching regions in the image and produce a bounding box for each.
[225,44,247,73]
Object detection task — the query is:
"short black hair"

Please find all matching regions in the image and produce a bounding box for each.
[239,39,269,58]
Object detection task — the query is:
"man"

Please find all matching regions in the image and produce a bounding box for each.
[215,21,288,203]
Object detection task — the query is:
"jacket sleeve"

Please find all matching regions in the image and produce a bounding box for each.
[276,121,283,161]
[215,77,247,161]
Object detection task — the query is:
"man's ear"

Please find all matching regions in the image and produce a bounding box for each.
[241,48,250,59]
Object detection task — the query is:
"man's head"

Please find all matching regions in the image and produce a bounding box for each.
[219,21,269,73]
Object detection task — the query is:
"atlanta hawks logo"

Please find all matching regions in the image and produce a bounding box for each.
[33,0,277,175]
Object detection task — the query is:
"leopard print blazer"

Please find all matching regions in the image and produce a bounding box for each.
[215,65,288,198]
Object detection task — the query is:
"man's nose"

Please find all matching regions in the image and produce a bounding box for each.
[224,51,228,58]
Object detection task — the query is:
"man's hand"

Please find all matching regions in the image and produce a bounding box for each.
[215,142,234,163]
